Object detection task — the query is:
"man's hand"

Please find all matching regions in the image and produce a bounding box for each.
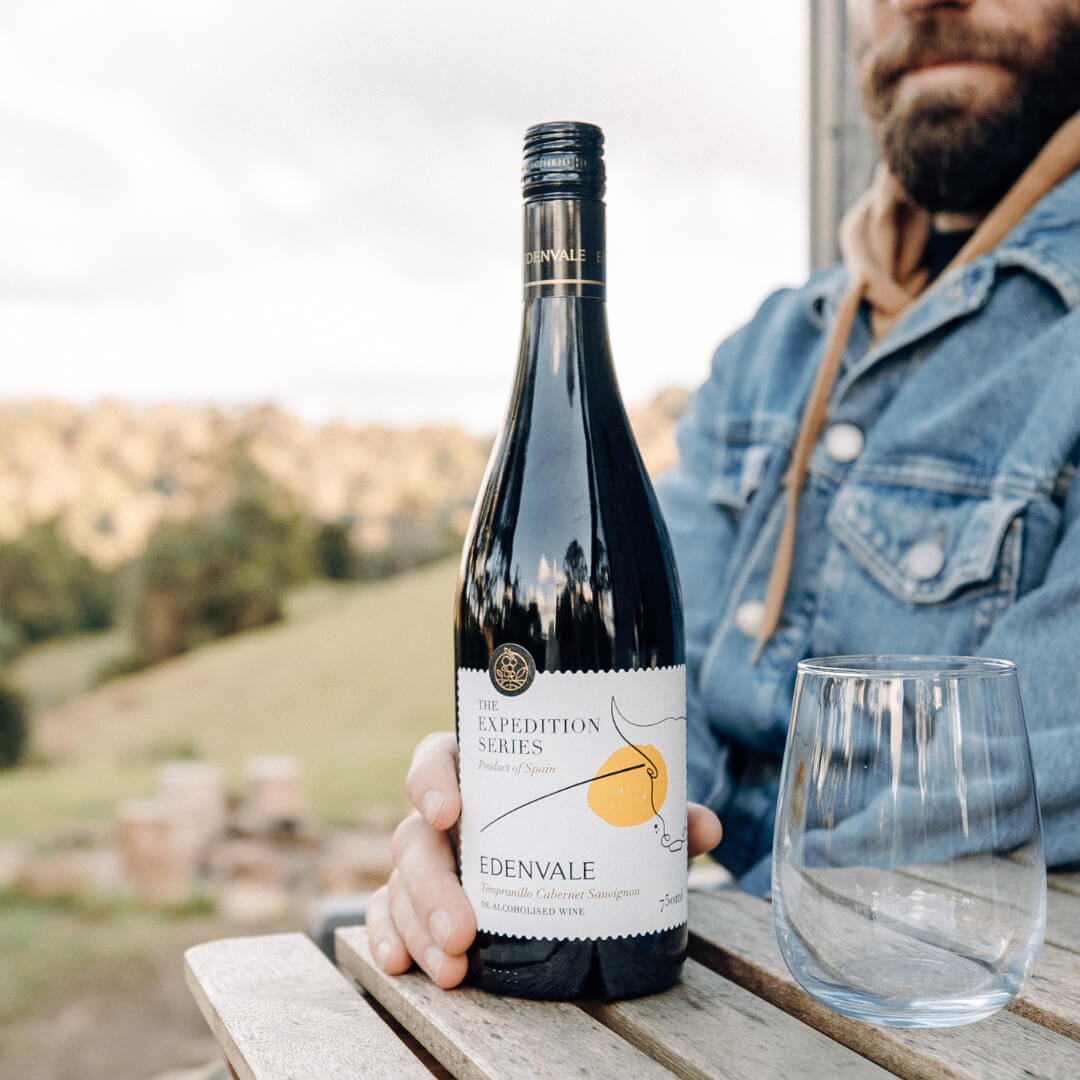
[365,731,724,989]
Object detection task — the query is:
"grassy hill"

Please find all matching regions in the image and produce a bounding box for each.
[1,557,460,843]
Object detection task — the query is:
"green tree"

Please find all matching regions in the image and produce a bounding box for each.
[0,682,29,769]
[0,521,117,646]
[127,494,307,666]
[314,521,359,580]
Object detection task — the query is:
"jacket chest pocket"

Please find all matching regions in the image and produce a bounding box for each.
[823,482,1026,650]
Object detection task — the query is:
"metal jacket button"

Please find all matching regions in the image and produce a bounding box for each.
[735,600,765,637]
[824,422,864,463]
[905,540,946,581]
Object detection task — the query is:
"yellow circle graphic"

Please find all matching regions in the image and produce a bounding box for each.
[587,744,667,828]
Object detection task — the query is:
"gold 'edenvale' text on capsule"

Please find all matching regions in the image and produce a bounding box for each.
[524,248,587,264]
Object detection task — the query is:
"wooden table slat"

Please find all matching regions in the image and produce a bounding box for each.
[1047,871,1080,897]
[185,873,1080,1079]
[835,859,1080,1037]
[336,926,675,1080]
[889,855,1080,957]
[184,932,435,1080]
[914,869,1080,957]
[1044,888,1080,955]
[587,957,894,1079]
[1011,942,1080,1041]
[794,860,1080,1039]
[688,890,1080,1080]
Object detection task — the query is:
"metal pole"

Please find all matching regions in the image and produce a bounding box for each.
[809,0,878,269]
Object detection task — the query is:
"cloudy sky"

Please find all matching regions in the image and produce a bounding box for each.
[1,1,809,430]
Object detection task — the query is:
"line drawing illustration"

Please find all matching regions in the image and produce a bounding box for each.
[479,697,686,851]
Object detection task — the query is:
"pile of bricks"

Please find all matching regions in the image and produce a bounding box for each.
[0,757,393,923]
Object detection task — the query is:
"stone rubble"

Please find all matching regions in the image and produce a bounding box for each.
[8,755,395,922]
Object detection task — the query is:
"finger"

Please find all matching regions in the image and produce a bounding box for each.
[364,885,413,975]
[387,868,470,989]
[392,811,476,957]
[687,802,723,857]
[405,732,461,830]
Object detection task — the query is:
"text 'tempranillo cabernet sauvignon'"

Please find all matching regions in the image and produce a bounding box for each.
[454,122,688,1000]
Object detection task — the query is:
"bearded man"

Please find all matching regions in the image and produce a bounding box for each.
[367,0,1080,988]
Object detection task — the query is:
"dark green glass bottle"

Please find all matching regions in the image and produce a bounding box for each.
[454,122,688,1000]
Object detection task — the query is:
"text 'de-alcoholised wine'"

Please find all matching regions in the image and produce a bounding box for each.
[454,122,688,1000]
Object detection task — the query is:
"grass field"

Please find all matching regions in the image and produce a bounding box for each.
[1,557,460,844]
[0,559,460,1035]
[7,628,129,716]
[0,889,219,1021]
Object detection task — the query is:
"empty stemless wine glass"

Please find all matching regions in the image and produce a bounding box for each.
[772,656,1045,1027]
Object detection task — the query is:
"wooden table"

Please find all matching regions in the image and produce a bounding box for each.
[185,872,1080,1079]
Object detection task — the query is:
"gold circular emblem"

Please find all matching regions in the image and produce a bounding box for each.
[489,643,535,696]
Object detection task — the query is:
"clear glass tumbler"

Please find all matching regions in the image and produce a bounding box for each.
[772,656,1045,1027]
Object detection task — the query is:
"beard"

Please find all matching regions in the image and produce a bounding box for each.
[858,7,1080,214]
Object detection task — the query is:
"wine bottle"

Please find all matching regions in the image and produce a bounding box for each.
[455,121,688,1000]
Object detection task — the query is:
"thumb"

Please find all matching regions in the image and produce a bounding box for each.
[687,802,723,857]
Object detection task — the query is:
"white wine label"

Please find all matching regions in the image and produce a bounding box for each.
[458,660,688,941]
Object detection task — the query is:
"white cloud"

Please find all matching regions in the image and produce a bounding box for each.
[0,1,809,429]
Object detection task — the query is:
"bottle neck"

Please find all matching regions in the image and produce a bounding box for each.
[522,198,605,301]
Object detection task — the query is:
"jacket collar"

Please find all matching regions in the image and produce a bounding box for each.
[806,167,1080,392]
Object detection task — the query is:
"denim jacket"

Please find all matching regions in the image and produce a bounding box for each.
[657,169,1080,893]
